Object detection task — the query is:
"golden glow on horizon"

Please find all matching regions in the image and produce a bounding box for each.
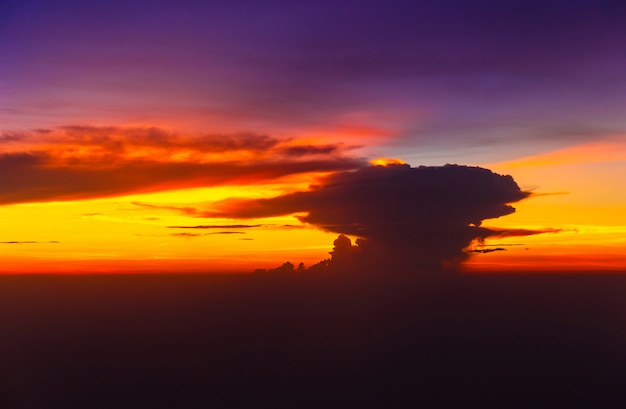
[474,138,626,272]
[369,158,407,166]
[0,196,337,274]
[2,130,625,273]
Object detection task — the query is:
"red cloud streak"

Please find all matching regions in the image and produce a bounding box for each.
[0,127,364,204]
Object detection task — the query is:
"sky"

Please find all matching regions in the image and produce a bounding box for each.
[1,0,625,273]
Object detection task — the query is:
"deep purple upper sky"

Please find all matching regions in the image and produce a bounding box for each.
[2,0,625,163]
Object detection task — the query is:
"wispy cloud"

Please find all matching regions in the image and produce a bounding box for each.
[483,228,562,239]
[167,224,262,229]
[169,231,247,238]
[468,248,507,254]
[169,232,202,238]
[0,241,59,244]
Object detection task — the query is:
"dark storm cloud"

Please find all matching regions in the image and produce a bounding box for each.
[212,164,535,272]
[209,164,528,224]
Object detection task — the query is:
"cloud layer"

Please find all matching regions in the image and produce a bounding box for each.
[0,126,363,204]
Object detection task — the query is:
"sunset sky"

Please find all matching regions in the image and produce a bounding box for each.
[1,0,625,273]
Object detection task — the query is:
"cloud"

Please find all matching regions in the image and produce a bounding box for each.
[483,228,562,239]
[132,202,203,216]
[170,232,202,238]
[170,231,246,238]
[51,126,283,156]
[277,144,344,157]
[0,132,24,143]
[166,224,262,229]
[0,241,59,244]
[0,126,364,205]
[468,247,507,254]
[208,163,529,223]
[211,164,534,272]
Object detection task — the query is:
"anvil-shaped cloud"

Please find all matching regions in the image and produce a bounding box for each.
[209,164,532,272]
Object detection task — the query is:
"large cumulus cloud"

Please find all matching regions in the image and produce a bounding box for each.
[211,164,532,272]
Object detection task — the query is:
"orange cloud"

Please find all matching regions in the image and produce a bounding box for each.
[0,126,365,205]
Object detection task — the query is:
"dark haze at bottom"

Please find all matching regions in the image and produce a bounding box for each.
[2,270,625,408]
